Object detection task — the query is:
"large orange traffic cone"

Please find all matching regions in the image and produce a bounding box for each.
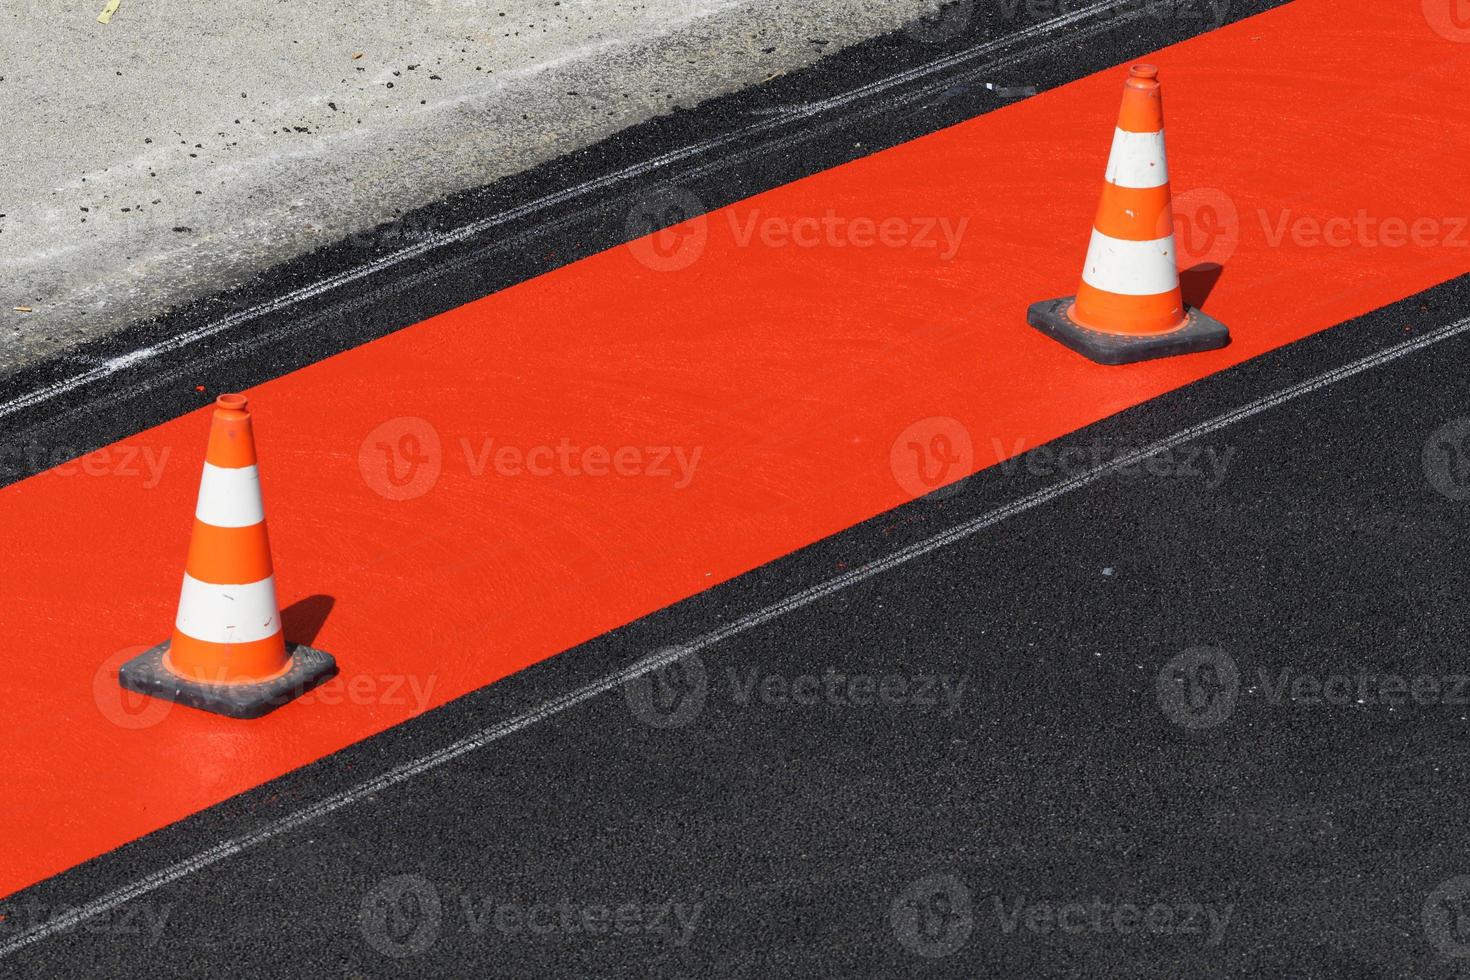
[119,394,336,718]
[1027,64,1230,365]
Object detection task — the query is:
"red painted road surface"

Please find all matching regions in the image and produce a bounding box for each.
[3,0,1468,898]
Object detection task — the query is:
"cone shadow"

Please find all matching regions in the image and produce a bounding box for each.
[282,594,336,647]
[1180,262,1224,309]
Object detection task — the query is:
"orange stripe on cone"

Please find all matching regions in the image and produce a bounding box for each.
[185,521,275,586]
[1091,183,1174,243]
[163,634,293,686]
[1072,282,1185,335]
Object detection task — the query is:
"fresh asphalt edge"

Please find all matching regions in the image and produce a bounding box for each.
[3,267,1468,962]
[0,0,1292,487]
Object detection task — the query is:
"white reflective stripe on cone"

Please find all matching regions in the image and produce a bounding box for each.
[175,573,281,643]
[1104,128,1169,189]
[1080,228,1181,296]
[194,463,266,529]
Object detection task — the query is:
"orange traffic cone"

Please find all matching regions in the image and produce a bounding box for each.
[1027,64,1230,365]
[118,394,336,718]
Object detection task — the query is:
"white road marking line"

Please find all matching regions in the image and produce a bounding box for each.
[3,312,1466,960]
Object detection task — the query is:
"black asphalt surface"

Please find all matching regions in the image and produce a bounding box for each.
[8,277,1470,978]
[15,1,1470,977]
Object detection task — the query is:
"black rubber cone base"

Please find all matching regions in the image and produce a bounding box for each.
[118,642,338,720]
[1026,297,1230,365]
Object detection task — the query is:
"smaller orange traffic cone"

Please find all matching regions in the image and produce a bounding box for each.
[119,394,336,719]
[1027,64,1230,365]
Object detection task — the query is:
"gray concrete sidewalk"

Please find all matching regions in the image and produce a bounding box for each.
[0,0,943,378]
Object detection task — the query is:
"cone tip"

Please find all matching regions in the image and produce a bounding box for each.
[1130,64,1159,80]
[216,393,249,412]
